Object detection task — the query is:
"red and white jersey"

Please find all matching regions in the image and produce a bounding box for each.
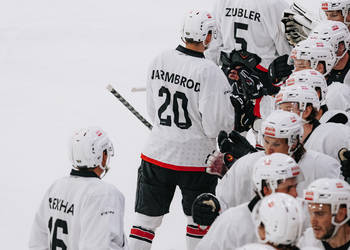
[29,170,128,250]
[195,202,258,250]
[304,122,350,163]
[142,45,235,170]
[205,0,292,68]
[216,150,341,211]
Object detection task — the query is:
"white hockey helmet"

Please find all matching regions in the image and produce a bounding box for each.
[304,178,350,237]
[275,84,321,116]
[181,10,216,43]
[285,69,328,105]
[70,127,114,173]
[290,38,337,76]
[252,153,301,197]
[321,0,350,24]
[253,193,304,246]
[309,20,350,59]
[261,110,304,153]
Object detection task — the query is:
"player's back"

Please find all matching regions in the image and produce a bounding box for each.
[142,46,235,168]
[304,122,350,162]
[208,0,291,68]
[29,173,125,249]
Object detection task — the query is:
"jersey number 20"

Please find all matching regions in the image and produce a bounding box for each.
[158,86,192,129]
[48,217,68,250]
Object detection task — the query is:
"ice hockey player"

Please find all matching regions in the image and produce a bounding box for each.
[128,10,236,250]
[204,110,340,211]
[194,153,303,250]
[284,69,350,126]
[290,38,337,77]
[275,83,350,164]
[308,20,350,85]
[205,0,291,68]
[298,178,350,249]
[321,0,350,30]
[239,193,305,250]
[28,127,128,250]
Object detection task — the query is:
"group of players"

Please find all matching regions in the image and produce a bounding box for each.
[28,0,350,249]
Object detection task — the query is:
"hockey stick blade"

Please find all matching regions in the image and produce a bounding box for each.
[106,84,153,130]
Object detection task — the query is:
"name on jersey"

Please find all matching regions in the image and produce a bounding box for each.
[225,8,261,22]
[151,69,200,92]
[49,197,74,216]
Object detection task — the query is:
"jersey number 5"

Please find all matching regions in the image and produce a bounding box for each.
[234,22,248,51]
[48,217,68,250]
[158,86,192,129]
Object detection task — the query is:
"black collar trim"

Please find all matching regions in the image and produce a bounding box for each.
[70,169,99,178]
[176,45,205,58]
[248,195,261,212]
[321,239,350,250]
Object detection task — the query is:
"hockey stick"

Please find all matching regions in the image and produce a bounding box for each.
[106,84,153,130]
[131,87,146,92]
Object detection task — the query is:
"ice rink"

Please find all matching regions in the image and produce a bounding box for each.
[0,0,320,249]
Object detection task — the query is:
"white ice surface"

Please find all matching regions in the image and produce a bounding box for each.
[0,0,320,249]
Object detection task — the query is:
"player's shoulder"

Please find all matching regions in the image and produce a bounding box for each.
[235,151,265,168]
[303,149,338,164]
[298,227,323,249]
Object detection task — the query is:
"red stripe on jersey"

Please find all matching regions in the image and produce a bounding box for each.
[186,225,210,236]
[256,64,268,72]
[130,228,155,241]
[141,154,206,172]
[254,97,262,118]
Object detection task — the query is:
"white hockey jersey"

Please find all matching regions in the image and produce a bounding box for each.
[142,45,235,170]
[326,82,350,115]
[304,123,350,163]
[29,170,128,250]
[205,0,291,68]
[298,227,350,250]
[216,150,341,211]
[195,202,258,250]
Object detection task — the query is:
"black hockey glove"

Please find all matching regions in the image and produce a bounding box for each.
[230,95,257,133]
[339,148,350,183]
[266,54,294,95]
[192,193,220,226]
[218,130,257,165]
[237,68,265,99]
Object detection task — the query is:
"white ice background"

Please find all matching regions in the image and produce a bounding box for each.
[0,0,320,249]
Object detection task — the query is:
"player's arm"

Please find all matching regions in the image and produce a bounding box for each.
[200,67,235,139]
[29,193,50,250]
[80,189,128,250]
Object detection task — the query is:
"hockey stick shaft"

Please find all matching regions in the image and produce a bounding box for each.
[107,84,153,130]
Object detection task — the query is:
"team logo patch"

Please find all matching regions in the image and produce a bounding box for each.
[305,191,314,201]
[268,201,274,208]
[275,93,283,103]
[336,182,344,188]
[321,3,329,10]
[290,116,297,123]
[291,165,300,176]
[332,25,339,31]
[264,158,272,166]
[264,127,276,136]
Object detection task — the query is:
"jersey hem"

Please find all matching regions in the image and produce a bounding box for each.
[141,154,206,172]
